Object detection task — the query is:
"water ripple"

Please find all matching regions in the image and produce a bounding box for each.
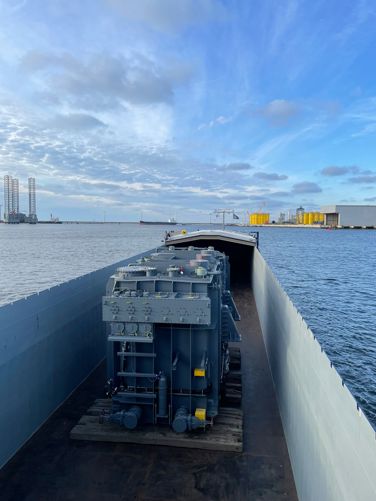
[257,227,376,426]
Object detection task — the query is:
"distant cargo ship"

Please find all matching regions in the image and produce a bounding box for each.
[38,220,62,224]
[139,218,177,225]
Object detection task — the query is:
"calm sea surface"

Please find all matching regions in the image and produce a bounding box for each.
[0,223,375,425]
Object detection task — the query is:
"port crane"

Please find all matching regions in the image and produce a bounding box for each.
[213,208,239,229]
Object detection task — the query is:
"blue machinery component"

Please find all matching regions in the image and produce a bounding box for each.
[102,245,240,432]
[107,406,142,430]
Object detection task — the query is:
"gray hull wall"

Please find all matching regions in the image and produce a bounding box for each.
[0,251,149,469]
[252,248,376,501]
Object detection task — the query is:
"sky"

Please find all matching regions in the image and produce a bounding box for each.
[0,0,376,222]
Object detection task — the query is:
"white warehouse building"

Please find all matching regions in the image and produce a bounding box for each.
[321,205,376,227]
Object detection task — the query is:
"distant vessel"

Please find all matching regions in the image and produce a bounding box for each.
[38,213,62,224]
[139,217,177,225]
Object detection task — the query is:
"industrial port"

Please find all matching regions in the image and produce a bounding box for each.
[2,175,376,228]
[248,204,376,228]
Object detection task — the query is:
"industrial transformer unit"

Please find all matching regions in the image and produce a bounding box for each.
[102,245,240,433]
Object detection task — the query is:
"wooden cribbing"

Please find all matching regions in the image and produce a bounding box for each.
[70,345,242,452]
[70,399,242,452]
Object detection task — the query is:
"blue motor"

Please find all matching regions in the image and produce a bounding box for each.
[106,406,142,430]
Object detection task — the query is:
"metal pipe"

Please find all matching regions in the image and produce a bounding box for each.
[158,373,168,417]
[200,351,207,369]
[117,372,157,378]
[172,352,179,371]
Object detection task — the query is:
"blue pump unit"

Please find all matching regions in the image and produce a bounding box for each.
[102,245,240,432]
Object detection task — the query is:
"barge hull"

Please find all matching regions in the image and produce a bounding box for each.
[0,251,151,469]
[252,248,376,501]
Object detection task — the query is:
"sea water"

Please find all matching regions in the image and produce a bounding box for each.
[0,223,375,425]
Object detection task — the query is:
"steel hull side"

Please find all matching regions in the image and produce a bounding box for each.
[0,250,150,469]
[252,248,376,501]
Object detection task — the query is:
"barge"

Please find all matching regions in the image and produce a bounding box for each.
[0,229,375,500]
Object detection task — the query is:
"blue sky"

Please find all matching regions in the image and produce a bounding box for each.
[0,0,376,221]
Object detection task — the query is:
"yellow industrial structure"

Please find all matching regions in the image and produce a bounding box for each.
[248,210,323,226]
[302,212,324,225]
[249,213,270,225]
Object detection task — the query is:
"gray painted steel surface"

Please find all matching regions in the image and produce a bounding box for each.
[0,250,150,469]
[103,246,240,430]
[252,248,376,501]
[166,229,257,247]
[321,204,376,226]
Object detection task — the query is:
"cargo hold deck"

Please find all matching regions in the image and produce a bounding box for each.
[0,286,297,500]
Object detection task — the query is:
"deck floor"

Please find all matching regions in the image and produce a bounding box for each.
[0,287,298,501]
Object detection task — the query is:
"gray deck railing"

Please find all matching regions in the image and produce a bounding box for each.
[252,248,376,501]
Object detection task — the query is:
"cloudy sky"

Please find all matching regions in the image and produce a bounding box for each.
[1,0,376,221]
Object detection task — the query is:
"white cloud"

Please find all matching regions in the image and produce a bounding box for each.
[258,99,300,126]
[269,0,299,55]
[320,165,359,176]
[21,51,194,110]
[292,181,322,194]
[49,113,106,130]
[253,172,288,181]
[198,114,233,130]
[335,0,376,44]
[106,0,225,34]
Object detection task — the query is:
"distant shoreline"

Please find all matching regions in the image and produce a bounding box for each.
[1,221,375,229]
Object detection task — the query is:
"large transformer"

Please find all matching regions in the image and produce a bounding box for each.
[102,245,240,433]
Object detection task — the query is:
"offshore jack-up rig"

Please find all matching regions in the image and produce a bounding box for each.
[102,245,241,433]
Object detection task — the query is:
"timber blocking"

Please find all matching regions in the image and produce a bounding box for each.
[70,347,242,452]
